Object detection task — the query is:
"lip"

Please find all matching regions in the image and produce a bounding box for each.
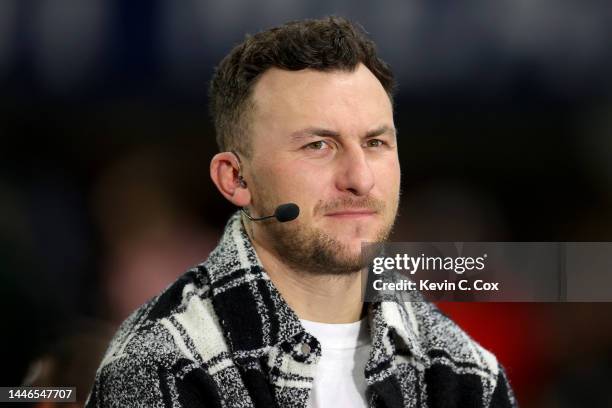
[324,210,376,218]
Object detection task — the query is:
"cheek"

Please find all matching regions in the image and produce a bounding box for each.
[374,159,401,193]
[287,163,337,213]
[292,172,331,201]
[260,160,332,203]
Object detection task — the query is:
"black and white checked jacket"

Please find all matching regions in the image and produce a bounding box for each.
[86,211,517,407]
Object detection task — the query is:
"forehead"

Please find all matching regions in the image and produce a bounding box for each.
[249,64,393,139]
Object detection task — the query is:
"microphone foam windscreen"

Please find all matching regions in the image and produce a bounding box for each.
[274,203,300,222]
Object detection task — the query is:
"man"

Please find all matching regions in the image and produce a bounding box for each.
[86,17,516,407]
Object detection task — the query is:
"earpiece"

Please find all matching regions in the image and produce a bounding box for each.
[231,150,248,188]
[238,176,247,188]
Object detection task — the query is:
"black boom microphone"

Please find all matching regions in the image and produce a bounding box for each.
[241,203,300,223]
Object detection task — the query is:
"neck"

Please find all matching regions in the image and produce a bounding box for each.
[245,217,365,323]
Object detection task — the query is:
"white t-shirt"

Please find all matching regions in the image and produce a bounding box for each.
[300,317,371,408]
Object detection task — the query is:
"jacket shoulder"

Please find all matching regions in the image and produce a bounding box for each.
[389,299,516,406]
[86,266,219,407]
[411,301,499,372]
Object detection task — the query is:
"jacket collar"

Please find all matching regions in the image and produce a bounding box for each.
[202,211,428,365]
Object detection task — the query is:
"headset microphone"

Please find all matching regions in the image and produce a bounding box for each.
[241,203,300,223]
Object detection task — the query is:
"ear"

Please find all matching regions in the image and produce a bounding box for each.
[210,152,251,207]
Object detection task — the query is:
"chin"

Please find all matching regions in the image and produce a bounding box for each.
[345,228,386,243]
[343,237,377,253]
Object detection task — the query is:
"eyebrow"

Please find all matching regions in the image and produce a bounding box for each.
[290,125,396,141]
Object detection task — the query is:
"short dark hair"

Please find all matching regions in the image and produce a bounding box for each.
[208,16,395,156]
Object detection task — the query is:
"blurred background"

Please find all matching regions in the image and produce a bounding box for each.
[1,0,612,406]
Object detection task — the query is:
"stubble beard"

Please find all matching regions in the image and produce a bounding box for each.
[249,186,398,276]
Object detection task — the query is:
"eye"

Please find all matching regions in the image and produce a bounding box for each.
[366,139,385,148]
[305,140,329,150]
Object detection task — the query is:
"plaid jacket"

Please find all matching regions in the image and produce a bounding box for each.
[86,211,517,408]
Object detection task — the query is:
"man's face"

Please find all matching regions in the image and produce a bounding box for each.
[245,63,400,275]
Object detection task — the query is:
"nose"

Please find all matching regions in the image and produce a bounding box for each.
[334,144,375,196]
